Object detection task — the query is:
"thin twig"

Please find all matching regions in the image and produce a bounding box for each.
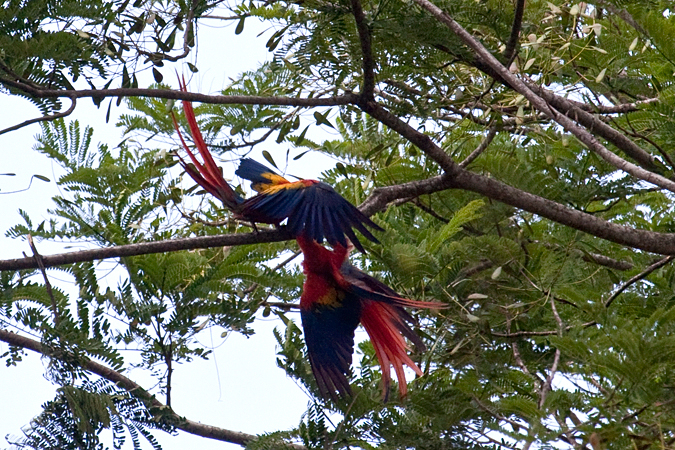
[604,256,675,307]
[411,198,449,223]
[472,394,528,430]
[508,316,531,376]
[243,250,302,296]
[263,301,301,310]
[27,234,59,326]
[0,96,76,136]
[492,321,597,338]
[538,296,562,409]
[459,127,498,167]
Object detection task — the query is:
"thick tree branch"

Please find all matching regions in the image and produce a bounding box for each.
[350,0,375,98]
[359,174,453,215]
[0,229,292,271]
[2,110,675,273]
[359,96,675,254]
[0,328,305,449]
[450,168,675,254]
[359,99,457,173]
[411,0,675,191]
[502,0,526,64]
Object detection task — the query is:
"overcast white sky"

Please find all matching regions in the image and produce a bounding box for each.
[0,13,342,450]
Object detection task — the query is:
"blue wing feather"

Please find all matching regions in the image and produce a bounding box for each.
[236,159,383,251]
[301,294,362,400]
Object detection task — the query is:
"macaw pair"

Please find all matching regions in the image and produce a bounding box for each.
[172,82,440,400]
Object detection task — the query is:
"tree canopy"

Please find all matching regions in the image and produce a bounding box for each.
[3,0,675,449]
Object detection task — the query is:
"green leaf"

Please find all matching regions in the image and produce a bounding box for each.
[152,67,163,83]
[293,150,310,160]
[294,125,309,145]
[262,150,278,169]
[335,162,348,177]
[426,199,484,254]
[313,111,334,129]
[235,17,245,35]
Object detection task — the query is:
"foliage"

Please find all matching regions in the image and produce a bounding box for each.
[5,0,675,450]
[7,379,173,450]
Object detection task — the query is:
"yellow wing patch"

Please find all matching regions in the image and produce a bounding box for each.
[258,178,317,195]
[251,172,291,192]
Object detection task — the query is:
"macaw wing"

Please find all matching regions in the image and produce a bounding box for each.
[300,293,362,401]
[172,79,242,210]
[240,182,383,252]
[236,158,383,252]
[286,182,384,253]
[238,186,306,224]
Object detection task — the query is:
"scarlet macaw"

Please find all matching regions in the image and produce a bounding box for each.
[297,234,441,401]
[171,81,440,400]
[171,81,382,252]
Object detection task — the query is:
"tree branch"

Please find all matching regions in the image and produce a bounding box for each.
[565,96,659,115]
[0,328,305,449]
[492,321,597,338]
[502,0,526,64]
[0,96,76,136]
[0,229,292,272]
[450,168,675,254]
[411,0,675,191]
[350,0,375,99]
[529,85,664,173]
[27,234,59,326]
[604,255,675,307]
[358,95,675,255]
[0,77,359,108]
[459,126,498,168]
[531,240,634,271]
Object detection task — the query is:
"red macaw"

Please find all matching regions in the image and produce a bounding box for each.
[297,234,441,401]
[170,80,439,400]
[171,81,382,252]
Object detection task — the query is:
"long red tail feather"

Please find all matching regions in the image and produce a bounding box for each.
[360,300,424,400]
[172,77,241,210]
